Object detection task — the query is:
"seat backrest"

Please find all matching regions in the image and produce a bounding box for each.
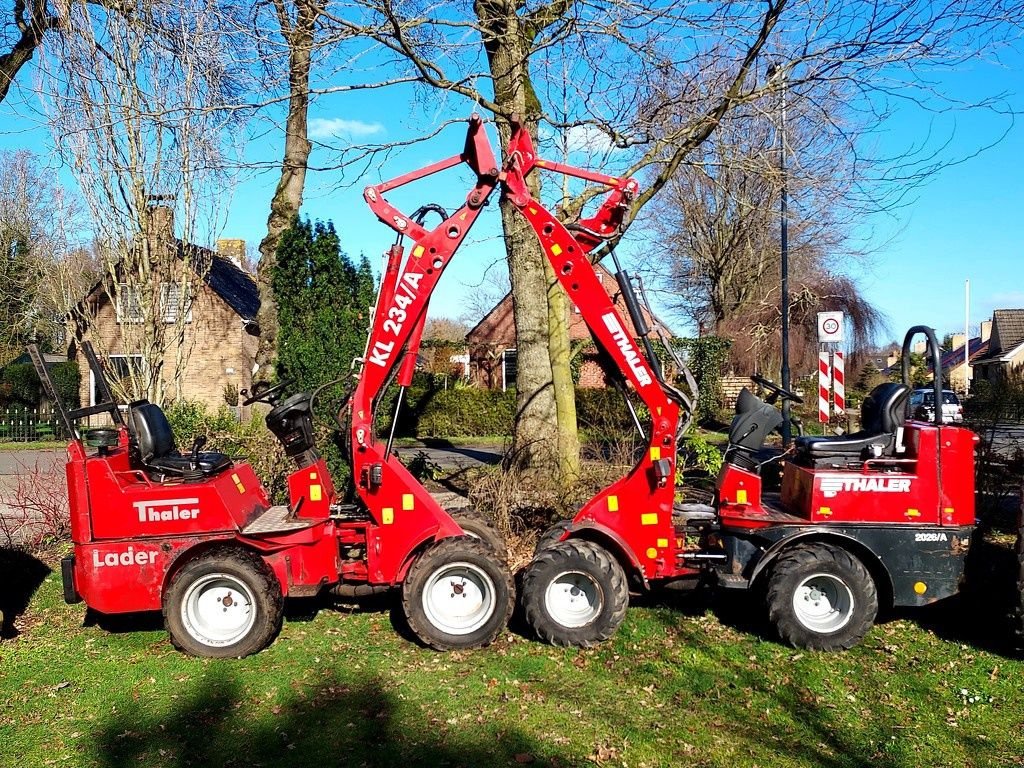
[728,388,784,454]
[129,403,176,462]
[860,382,910,434]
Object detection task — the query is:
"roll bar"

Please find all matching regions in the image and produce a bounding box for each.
[28,342,124,440]
[900,325,943,426]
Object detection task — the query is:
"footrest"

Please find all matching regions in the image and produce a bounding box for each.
[242,505,317,535]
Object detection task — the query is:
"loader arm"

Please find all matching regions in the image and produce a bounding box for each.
[352,115,686,582]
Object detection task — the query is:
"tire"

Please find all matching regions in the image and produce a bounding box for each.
[766,543,878,651]
[402,537,514,651]
[522,539,629,648]
[164,548,284,658]
[449,508,507,560]
[534,520,572,555]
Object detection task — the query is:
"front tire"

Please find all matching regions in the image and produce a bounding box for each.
[449,508,507,560]
[766,543,877,651]
[164,548,283,658]
[402,537,513,650]
[522,539,629,648]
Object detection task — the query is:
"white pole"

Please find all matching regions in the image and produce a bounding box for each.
[964,279,970,396]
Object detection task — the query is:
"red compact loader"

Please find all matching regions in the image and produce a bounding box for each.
[522,322,979,650]
[29,123,523,656]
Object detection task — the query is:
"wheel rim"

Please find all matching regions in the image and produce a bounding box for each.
[792,573,854,634]
[421,561,496,636]
[180,573,257,647]
[544,570,603,628]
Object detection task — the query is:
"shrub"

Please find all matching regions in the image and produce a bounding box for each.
[165,401,292,503]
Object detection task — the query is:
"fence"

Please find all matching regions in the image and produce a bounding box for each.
[0,406,66,443]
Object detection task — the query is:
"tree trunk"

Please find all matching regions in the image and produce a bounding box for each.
[477,0,578,480]
[254,0,319,377]
[546,258,580,481]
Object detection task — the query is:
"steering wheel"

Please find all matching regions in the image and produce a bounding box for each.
[241,380,292,406]
[751,374,804,404]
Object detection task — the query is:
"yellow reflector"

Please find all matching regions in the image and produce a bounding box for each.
[641,513,658,526]
[235,482,245,494]
[650,447,661,461]
[914,581,927,595]
[608,496,619,512]
[310,484,322,502]
[646,547,658,559]
[818,507,832,517]
[551,244,563,256]
[402,494,415,511]
[943,507,954,515]
[906,508,921,518]
[382,507,394,525]
[412,245,424,258]
[309,471,318,480]
[657,538,669,548]
[528,207,538,215]
[231,473,241,484]
[536,160,546,167]
[736,489,748,504]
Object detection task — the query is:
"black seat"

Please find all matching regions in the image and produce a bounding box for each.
[723,388,785,470]
[128,401,232,479]
[794,382,909,466]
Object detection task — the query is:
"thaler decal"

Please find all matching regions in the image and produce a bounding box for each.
[601,312,652,387]
[134,497,201,523]
[820,476,911,498]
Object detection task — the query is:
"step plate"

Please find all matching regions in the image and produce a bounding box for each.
[242,505,317,535]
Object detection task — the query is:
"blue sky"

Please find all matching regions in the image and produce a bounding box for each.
[2,43,1021,348]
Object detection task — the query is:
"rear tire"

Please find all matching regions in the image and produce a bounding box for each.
[766,543,877,651]
[164,548,283,658]
[522,539,629,648]
[402,537,513,650]
[449,508,507,560]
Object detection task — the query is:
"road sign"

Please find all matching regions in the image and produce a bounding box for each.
[817,311,844,343]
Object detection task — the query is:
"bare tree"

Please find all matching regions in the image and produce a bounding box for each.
[0,150,93,363]
[41,0,240,405]
[330,0,1023,476]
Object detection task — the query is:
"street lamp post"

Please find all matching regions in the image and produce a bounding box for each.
[769,63,792,446]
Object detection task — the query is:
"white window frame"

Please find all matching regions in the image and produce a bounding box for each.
[501,348,517,392]
[115,284,144,324]
[161,283,193,324]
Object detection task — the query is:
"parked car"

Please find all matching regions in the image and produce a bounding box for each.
[910,388,963,423]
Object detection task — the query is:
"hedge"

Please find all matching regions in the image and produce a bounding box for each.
[0,361,80,408]
[376,384,640,439]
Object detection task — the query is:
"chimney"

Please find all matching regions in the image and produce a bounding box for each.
[980,319,992,342]
[217,238,246,268]
[145,195,175,240]
[950,333,965,351]
[913,340,927,355]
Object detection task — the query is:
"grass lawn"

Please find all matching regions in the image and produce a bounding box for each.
[2,546,1023,768]
[0,441,65,452]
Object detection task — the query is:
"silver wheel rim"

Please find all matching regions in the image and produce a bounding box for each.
[421,561,496,636]
[792,573,854,634]
[180,572,257,647]
[544,570,603,628]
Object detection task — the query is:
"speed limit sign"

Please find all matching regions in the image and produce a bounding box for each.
[817,311,845,343]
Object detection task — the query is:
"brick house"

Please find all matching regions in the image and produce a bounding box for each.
[465,264,673,389]
[70,207,260,416]
[971,309,1024,384]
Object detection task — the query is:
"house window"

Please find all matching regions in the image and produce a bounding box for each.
[91,355,145,406]
[161,283,193,323]
[502,348,517,392]
[116,284,144,323]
